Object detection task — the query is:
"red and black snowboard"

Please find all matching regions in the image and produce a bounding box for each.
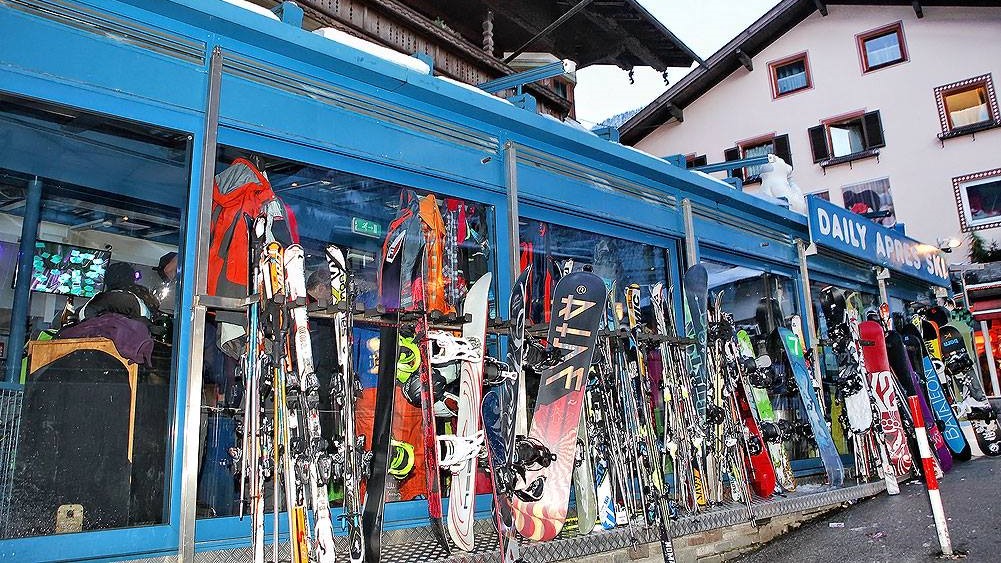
[512,271,607,541]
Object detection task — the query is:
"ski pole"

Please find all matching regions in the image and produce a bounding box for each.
[907,395,952,557]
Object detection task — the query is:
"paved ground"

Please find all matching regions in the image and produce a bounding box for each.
[735,456,1001,562]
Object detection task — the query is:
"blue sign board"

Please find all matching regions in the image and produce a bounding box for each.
[806,195,949,287]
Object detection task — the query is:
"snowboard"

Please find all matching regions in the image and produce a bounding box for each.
[734,377,777,498]
[859,321,914,475]
[572,406,597,535]
[683,265,710,422]
[682,264,709,506]
[512,271,607,542]
[778,327,844,487]
[940,324,1001,456]
[902,322,970,461]
[483,268,528,563]
[737,330,795,492]
[447,273,491,550]
[819,287,873,433]
[885,330,953,472]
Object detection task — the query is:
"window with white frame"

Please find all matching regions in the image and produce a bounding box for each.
[955,169,1001,231]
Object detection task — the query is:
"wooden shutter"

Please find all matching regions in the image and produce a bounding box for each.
[723,147,743,181]
[862,110,885,149]
[773,134,792,167]
[808,125,831,162]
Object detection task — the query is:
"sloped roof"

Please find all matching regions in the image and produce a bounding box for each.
[619,0,1001,145]
[410,0,702,71]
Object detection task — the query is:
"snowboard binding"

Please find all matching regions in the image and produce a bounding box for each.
[944,351,974,376]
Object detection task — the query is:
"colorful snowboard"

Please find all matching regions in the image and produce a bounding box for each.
[447,273,491,550]
[483,269,528,562]
[778,327,844,487]
[512,271,607,542]
[885,330,953,472]
[940,324,1001,456]
[859,321,914,475]
[902,322,970,461]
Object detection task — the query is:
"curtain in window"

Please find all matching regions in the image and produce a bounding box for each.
[744,142,773,177]
[776,61,807,93]
[841,178,895,227]
[864,33,901,67]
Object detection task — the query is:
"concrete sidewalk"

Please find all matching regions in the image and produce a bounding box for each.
[735,456,1001,562]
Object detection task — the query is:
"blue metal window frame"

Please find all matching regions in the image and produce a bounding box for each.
[0,0,887,559]
[0,50,206,563]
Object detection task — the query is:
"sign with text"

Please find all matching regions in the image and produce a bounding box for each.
[807,195,949,287]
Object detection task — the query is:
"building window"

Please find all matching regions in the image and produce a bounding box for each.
[935,74,999,137]
[686,154,708,169]
[857,22,907,72]
[808,111,885,165]
[842,178,896,227]
[724,134,792,183]
[812,190,831,201]
[0,94,191,538]
[769,53,811,98]
[954,169,1001,231]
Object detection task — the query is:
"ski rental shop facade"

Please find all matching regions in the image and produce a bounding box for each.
[0,1,950,562]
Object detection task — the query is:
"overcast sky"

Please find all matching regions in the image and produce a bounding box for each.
[573,0,780,128]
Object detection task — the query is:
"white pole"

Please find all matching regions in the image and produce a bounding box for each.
[908,395,953,556]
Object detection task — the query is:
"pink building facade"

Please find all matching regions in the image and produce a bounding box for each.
[628,3,1001,262]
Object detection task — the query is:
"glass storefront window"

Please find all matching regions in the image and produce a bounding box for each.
[704,261,819,461]
[518,219,670,327]
[0,95,190,537]
[811,284,878,454]
[196,147,496,518]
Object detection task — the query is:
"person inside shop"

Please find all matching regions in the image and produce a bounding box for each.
[60,261,158,369]
[154,251,179,313]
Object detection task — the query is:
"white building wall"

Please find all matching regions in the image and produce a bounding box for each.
[635,5,1001,260]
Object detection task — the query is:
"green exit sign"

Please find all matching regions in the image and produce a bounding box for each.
[352,217,382,238]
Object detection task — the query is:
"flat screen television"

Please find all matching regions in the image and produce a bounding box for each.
[28,240,110,297]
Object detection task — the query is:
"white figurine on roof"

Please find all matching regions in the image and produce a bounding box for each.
[758,154,806,214]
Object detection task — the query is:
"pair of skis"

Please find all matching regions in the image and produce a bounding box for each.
[241,219,336,563]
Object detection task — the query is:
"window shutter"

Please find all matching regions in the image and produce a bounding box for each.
[773,134,792,167]
[862,110,885,149]
[808,125,831,163]
[724,147,743,181]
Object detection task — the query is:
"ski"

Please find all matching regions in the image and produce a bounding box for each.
[327,245,364,562]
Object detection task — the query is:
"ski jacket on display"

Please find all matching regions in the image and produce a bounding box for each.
[417,194,453,315]
[208,158,297,327]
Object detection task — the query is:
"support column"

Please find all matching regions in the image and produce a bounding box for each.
[796,238,825,415]
[681,198,697,269]
[504,141,520,287]
[180,46,223,563]
[4,177,43,384]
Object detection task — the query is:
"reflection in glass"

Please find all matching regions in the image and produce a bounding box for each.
[704,261,820,461]
[0,95,189,537]
[196,148,496,519]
